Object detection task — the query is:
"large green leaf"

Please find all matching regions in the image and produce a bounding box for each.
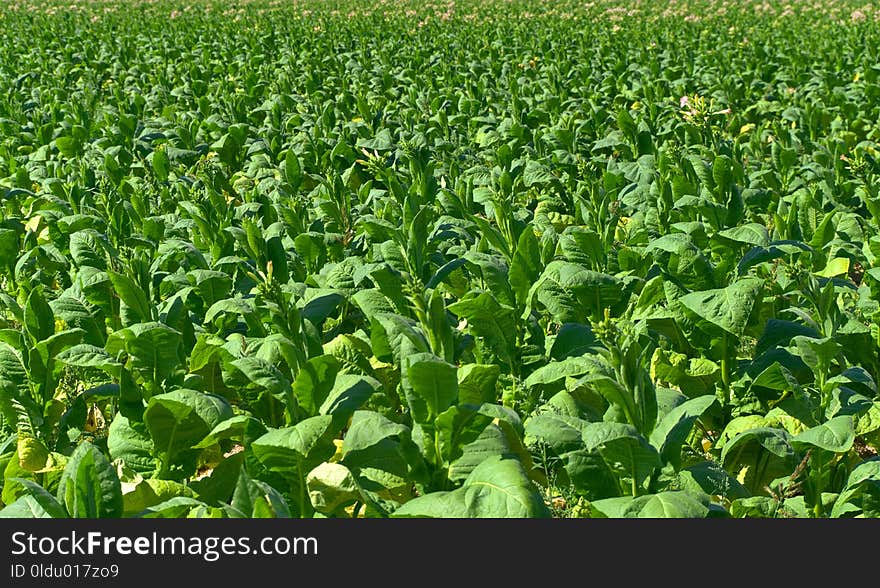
[649,395,716,467]
[402,353,458,425]
[319,374,381,421]
[435,404,494,464]
[582,422,661,491]
[0,479,66,518]
[106,322,183,383]
[144,389,233,462]
[525,412,590,453]
[56,344,123,373]
[792,416,855,453]
[57,441,123,518]
[392,456,550,518]
[720,427,798,493]
[23,286,55,343]
[341,411,424,502]
[107,270,152,325]
[509,227,543,309]
[678,277,763,338]
[830,458,880,518]
[525,261,624,323]
[231,471,291,518]
[231,356,291,400]
[524,356,599,388]
[306,462,362,515]
[448,291,517,363]
[50,295,106,347]
[293,355,340,417]
[108,413,156,474]
[252,415,337,473]
[590,491,718,518]
[457,363,501,405]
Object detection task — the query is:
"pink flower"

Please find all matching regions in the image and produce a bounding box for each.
[680,96,690,108]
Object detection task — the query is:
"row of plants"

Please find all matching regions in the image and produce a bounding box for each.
[1,0,879,517]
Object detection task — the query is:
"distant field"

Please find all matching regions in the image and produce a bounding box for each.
[1,0,880,518]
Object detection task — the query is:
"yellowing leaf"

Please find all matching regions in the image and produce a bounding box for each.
[814,257,849,278]
[18,435,50,472]
[24,215,43,234]
[739,123,756,135]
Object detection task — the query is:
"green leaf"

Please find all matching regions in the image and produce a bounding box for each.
[789,336,840,374]
[17,435,49,472]
[57,441,123,518]
[319,374,381,421]
[678,277,763,338]
[0,495,61,517]
[231,469,291,518]
[144,389,232,463]
[526,261,624,323]
[509,227,543,309]
[252,415,337,473]
[435,404,494,464]
[55,136,79,157]
[283,150,303,192]
[392,456,550,518]
[729,496,782,518]
[522,159,555,187]
[106,322,183,384]
[457,364,501,405]
[649,395,716,467]
[448,422,520,483]
[582,422,662,490]
[50,295,106,347]
[121,477,195,517]
[590,491,717,518]
[720,427,797,494]
[24,286,54,343]
[188,269,233,307]
[107,271,152,324]
[152,147,169,181]
[340,411,425,507]
[56,344,122,372]
[370,313,429,364]
[402,353,458,425]
[578,373,642,432]
[792,415,855,453]
[677,461,749,500]
[188,451,245,505]
[524,412,590,453]
[342,410,411,457]
[448,291,517,363]
[138,497,214,518]
[231,356,292,399]
[717,223,770,247]
[549,322,599,360]
[524,356,598,388]
[814,257,850,278]
[194,415,267,449]
[0,479,66,518]
[831,458,880,518]
[293,355,340,417]
[108,414,155,474]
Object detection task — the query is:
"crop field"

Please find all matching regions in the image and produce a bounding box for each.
[1,0,880,519]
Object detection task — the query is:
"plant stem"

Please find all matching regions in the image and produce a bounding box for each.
[720,336,733,423]
[297,461,307,519]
